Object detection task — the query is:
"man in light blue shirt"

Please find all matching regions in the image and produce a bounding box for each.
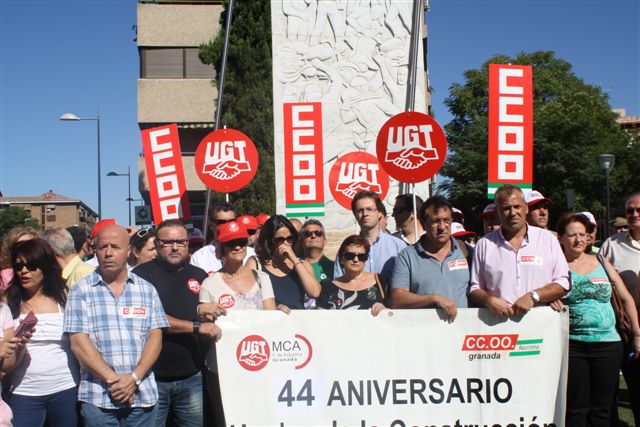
[333,191,405,290]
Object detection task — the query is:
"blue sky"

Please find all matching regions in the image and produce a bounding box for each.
[1,0,638,226]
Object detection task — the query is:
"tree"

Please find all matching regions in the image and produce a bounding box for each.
[0,207,40,238]
[199,0,275,215]
[440,51,638,232]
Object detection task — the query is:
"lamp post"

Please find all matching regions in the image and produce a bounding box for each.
[598,153,615,239]
[107,166,132,226]
[60,112,102,219]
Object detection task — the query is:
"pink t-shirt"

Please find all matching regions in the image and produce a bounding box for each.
[0,303,13,426]
[470,226,570,304]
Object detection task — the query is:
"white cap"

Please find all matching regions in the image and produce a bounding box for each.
[580,211,598,227]
[451,222,476,237]
[524,190,551,206]
[482,203,496,218]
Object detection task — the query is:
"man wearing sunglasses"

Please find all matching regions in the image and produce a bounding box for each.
[390,196,471,322]
[190,202,256,275]
[600,190,640,425]
[391,194,424,245]
[133,219,222,427]
[301,219,334,283]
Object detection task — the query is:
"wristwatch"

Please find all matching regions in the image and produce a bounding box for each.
[529,290,541,304]
[131,372,142,388]
[193,320,201,334]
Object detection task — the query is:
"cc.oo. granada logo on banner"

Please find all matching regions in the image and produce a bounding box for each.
[462,334,544,362]
[236,334,313,372]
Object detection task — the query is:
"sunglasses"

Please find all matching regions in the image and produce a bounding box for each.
[213,218,233,226]
[247,229,257,236]
[13,261,39,272]
[135,228,153,238]
[272,235,295,245]
[626,208,640,215]
[157,239,189,248]
[302,230,324,238]
[343,252,368,262]
[222,238,248,248]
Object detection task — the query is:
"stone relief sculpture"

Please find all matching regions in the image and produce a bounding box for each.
[272,0,428,230]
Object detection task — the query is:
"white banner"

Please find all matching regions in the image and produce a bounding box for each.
[216,308,569,427]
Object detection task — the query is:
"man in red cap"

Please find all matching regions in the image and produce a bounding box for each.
[524,190,554,235]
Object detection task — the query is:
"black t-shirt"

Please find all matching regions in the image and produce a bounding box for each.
[133,259,208,379]
[265,268,305,309]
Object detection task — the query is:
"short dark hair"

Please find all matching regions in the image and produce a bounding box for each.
[209,201,235,219]
[419,195,453,223]
[156,219,187,234]
[351,190,385,215]
[555,212,595,236]
[130,228,157,251]
[395,194,424,214]
[337,235,370,260]
[255,215,299,264]
[66,226,88,253]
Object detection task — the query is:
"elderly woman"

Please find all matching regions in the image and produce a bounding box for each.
[199,221,276,311]
[128,227,157,267]
[247,215,320,311]
[555,212,640,426]
[5,238,79,427]
[317,235,385,315]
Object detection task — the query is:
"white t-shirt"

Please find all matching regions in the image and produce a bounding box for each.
[190,244,256,275]
[200,270,274,310]
[7,308,79,396]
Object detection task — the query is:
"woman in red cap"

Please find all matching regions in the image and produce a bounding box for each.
[199,221,276,311]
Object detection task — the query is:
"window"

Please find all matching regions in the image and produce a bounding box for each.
[141,48,215,79]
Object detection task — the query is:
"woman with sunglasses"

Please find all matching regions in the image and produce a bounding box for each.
[317,235,385,315]
[248,215,321,311]
[0,226,39,292]
[128,227,157,267]
[554,213,640,426]
[199,221,276,311]
[5,238,79,427]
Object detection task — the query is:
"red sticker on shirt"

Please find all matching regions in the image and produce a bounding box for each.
[448,259,468,271]
[589,277,608,284]
[187,278,201,294]
[218,294,236,309]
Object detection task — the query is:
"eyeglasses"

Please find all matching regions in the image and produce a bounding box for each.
[157,239,189,248]
[213,218,234,226]
[135,228,152,238]
[272,235,295,245]
[247,229,257,236]
[302,230,324,238]
[222,238,248,248]
[343,252,368,262]
[13,261,39,272]
[626,208,640,215]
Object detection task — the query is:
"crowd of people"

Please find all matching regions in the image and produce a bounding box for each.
[0,185,638,427]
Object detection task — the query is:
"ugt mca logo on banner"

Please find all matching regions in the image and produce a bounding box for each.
[329,152,389,211]
[487,64,533,198]
[194,128,259,193]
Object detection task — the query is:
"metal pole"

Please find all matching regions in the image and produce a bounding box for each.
[97,114,102,219]
[412,184,418,241]
[127,165,132,226]
[203,0,234,243]
[399,0,423,196]
[605,169,611,240]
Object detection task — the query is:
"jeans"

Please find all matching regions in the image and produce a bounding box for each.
[155,371,203,427]
[79,402,156,427]
[9,386,78,427]
[566,340,623,427]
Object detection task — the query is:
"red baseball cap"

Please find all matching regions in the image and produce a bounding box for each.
[481,203,496,219]
[237,215,257,231]
[256,213,271,227]
[216,220,249,243]
[91,219,117,239]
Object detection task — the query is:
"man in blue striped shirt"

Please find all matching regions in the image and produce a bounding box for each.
[64,224,169,425]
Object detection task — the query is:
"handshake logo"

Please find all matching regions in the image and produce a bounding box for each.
[384,125,439,170]
[336,162,381,198]
[202,140,251,180]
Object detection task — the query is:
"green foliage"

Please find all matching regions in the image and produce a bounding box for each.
[0,206,40,238]
[199,0,275,215]
[440,51,637,232]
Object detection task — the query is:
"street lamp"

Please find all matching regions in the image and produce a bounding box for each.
[107,166,132,226]
[598,153,615,239]
[60,112,102,219]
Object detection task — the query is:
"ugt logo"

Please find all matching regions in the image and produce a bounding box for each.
[202,140,251,180]
[384,125,439,170]
[336,162,382,198]
[236,335,270,371]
